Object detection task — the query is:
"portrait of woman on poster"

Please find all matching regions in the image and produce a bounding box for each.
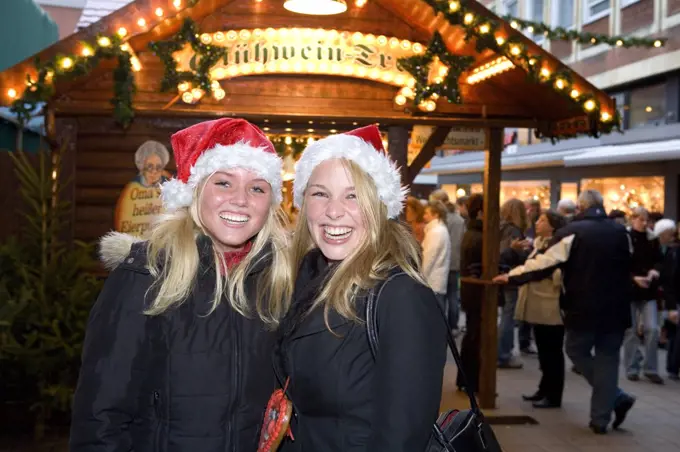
[70,118,293,452]
[132,140,172,187]
[275,125,447,452]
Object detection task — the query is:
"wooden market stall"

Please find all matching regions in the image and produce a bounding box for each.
[0,0,621,409]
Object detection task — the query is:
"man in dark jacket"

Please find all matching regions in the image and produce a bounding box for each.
[494,190,635,434]
[654,219,680,380]
[623,207,664,384]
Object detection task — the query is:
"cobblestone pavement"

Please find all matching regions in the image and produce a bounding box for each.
[442,347,680,452]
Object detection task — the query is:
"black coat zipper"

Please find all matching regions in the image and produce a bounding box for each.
[153,390,162,452]
[230,319,241,452]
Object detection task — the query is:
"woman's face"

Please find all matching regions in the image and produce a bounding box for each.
[304,159,366,261]
[199,168,272,252]
[142,154,164,186]
[535,214,554,238]
[423,207,435,224]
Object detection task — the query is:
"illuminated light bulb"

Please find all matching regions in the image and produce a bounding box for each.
[389,37,400,48]
[357,67,367,77]
[214,89,226,100]
[529,58,537,66]
[191,88,203,99]
[448,1,460,12]
[254,63,265,73]
[407,78,416,88]
[213,67,226,79]
[439,66,449,77]
[155,7,163,17]
[464,13,474,25]
[280,61,291,71]
[240,29,251,40]
[293,61,303,72]
[81,46,93,57]
[178,82,190,92]
[413,43,424,54]
[554,78,566,90]
[98,36,111,47]
[601,111,612,121]
[265,62,277,72]
[616,40,623,47]
[433,76,443,84]
[584,99,596,111]
[431,93,439,100]
[527,26,534,34]
[382,72,393,82]
[201,33,212,44]
[344,65,355,75]
[117,27,127,37]
[7,88,17,98]
[395,94,407,105]
[540,67,550,78]
[330,129,337,133]
[328,29,339,40]
[479,23,490,34]
[241,64,253,74]
[45,70,54,81]
[352,32,363,43]
[305,61,316,72]
[131,57,142,72]
[377,35,388,46]
[509,45,521,56]
[590,37,597,44]
[227,66,239,76]
[212,80,221,90]
[401,40,411,50]
[214,32,225,42]
[654,40,662,47]
[319,62,329,73]
[307,128,315,133]
[426,100,436,112]
[266,28,276,39]
[401,86,415,98]
[253,29,263,38]
[511,21,519,29]
[263,127,270,131]
[120,43,130,52]
[279,29,289,39]
[570,89,580,98]
[61,57,73,69]
[182,92,194,103]
[369,68,380,79]
[174,0,182,8]
[307,137,315,145]
[331,63,341,73]
[365,34,376,45]
[284,136,292,145]
[496,36,505,45]
[355,0,367,7]
[227,30,238,40]
[137,18,146,27]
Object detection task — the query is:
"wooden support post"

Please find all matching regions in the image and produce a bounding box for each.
[479,127,503,409]
[406,126,450,184]
[387,125,410,185]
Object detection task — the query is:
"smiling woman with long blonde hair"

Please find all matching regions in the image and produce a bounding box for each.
[70,119,293,452]
[275,125,447,452]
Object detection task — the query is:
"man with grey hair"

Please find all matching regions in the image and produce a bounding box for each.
[494,189,635,434]
[557,199,577,222]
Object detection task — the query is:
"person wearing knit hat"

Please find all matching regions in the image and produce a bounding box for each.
[275,125,446,451]
[71,118,294,452]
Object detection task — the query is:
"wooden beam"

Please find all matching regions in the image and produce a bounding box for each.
[406,126,450,184]
[479,127,503,409]
[387,126,410,185]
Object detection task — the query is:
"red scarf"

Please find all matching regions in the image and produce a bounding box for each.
[223,241,253,271]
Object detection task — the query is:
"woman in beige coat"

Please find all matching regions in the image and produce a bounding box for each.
[508,210,567,408]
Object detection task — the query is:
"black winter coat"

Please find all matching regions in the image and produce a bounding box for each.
[276,249,446,452]
[628,228,663,302]
[70,235,278,452]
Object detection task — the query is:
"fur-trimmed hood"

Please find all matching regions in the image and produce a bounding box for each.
[99,231,145,270]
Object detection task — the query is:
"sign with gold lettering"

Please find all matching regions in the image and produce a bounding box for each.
[174,28,423,88]
[114,141,171,238]
[410,126,487,163]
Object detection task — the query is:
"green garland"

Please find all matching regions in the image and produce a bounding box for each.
[401,0,624,138]
[397,32,474,105]
[148,18,227,93]
[10,34,136,127]
[503,15,665,49]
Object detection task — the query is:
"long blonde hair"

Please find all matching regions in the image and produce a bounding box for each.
[291,159,425,326]
[501,198,530,232]
[145,180,293,326]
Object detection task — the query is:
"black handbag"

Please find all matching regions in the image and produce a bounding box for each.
[366,273,503,452]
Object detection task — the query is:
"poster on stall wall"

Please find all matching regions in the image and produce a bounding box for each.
[114,141,172,239]
[409,126,487,164]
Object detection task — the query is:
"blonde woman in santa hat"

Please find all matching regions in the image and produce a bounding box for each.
[70,118,293,452]
[275,125,447,452]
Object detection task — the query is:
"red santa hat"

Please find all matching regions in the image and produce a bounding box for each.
[293,125,406,219]
[161,118,282,211]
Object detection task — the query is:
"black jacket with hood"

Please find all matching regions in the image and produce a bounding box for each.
[69,232,278,452]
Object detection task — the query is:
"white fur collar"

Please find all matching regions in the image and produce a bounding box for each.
[99,231,145,270]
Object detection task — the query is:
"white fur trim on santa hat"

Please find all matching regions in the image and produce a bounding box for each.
[161,141,283,211]
[293,134,407,219]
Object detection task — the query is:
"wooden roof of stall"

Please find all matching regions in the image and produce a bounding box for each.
[0,0,615,134]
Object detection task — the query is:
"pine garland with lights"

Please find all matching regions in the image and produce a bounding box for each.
[502,15,665,49]
[397,32,474,105]
[10,34,136,127]
[148,18,227,95]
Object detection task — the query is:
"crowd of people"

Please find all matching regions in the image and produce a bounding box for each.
[406,189,680,434]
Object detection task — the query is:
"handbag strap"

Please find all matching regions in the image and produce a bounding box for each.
[366,273,481,414]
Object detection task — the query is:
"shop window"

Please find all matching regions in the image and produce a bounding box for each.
[552,0,574,28]
[502,0,518,16]
[629,83,667,129]
[527,0,545,43]
[469,180,551,209]
[560,182,578,202]
[583,0,610,24]
[609,91,628,129]
[580,177,665,215]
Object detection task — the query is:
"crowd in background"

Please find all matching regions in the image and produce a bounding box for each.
[404,188,680,434]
